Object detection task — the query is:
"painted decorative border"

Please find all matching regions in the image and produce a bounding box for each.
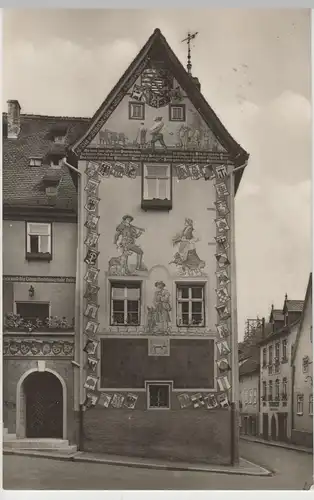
[3,275,76,283]
[3,338,74,357]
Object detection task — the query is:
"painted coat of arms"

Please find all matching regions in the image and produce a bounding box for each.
[131,66,174,108]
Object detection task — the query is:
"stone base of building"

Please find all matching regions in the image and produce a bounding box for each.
[81,408,233,465]
[291,429,313,449]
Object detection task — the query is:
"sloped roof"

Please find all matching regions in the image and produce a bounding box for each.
[285,300,304,313]
[291,274,312,365]
[70,28,249,192]
[3,113,89,212]
[239,358,260,377]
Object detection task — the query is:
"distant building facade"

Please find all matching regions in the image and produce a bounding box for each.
[291,274,313,448]
[239,358,260,436]
[259,297,304,442]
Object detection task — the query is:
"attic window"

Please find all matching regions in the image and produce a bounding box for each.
[51,157,61,167]
[169,104,185,122]
[54,135,65,144]
[29,158,42,167]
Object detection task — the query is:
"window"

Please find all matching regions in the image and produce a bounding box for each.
[282,377,288,400]
[177,285,205,326]
[297,394,304,415]
[54,135,65,144]
[262,381,267,400]
[309,395,313,416]
[310,326,313,344]
[253,388,257,405]
[147,383,170,409]
[275,342,280,362]
[129,102,145,120]
[51,157,61,167]
[142,163,172,210]
[275,379,280,400]
[269,345,273,365]
[244,389,248,404]
[282,338,287,361]
[248,389,253,404]
[262,348,267,367]
[26,222,51,260]
[29,157,42,167]
[16,302,50,326]
[110,282,141,326]
[303,356,310,373]
[268,380,273,401]
[169,104,186,122]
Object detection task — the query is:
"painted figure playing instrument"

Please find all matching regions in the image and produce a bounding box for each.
[109,215,147,275]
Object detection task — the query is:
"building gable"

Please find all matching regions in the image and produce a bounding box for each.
[70,28,249,191]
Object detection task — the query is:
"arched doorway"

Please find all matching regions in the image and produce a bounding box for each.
[248,417,253,435]
[271,414,277,441]
[262,413,268,440]
[278,413,288,442]
[24,371,63,438]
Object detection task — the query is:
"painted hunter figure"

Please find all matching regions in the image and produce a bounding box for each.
[147,281,171,334]
[170,218,205,276]
[108,214,147,275]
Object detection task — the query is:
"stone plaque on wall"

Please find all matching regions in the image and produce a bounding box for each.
[148,337,170,356]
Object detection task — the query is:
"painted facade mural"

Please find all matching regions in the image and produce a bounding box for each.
[108,215,147,276]
[170,218,205,276]
[3,338,74,357]
[146,281,172,334]
[87,62,226,154]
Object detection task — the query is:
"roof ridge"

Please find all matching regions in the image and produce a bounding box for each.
[3,112,90,121]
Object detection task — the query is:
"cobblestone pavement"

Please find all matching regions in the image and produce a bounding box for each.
[3,440,313,490]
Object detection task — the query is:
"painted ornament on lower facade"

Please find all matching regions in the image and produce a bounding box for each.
[147,282,172,335]
[3,339,74,357]
[170,218,205,276]
[108,214,147,276]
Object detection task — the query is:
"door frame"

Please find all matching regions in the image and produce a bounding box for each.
[16,364,67,439]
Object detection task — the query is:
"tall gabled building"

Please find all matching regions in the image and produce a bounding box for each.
[66,28,249,465]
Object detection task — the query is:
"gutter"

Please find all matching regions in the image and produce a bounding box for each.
[62,158,84,447]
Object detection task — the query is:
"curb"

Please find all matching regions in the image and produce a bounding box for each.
[240,436,313,455]
[3,449,272,477]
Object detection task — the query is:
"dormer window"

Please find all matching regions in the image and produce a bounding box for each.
[54,135,65,144]
[51,157,61,167]
[141,163,172,211]
[29,157,42,167]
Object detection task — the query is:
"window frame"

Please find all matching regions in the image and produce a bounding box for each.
[146,381,172,410]
[128,101,145,121]
[297,394,304,415]
[282,338,288,361]
[309,395,313,416]
[275,378,280,401]
[141,163,172,211]
[253,388,257,405]
[110,281,141,327]
[268,380,273,401]
[268,345,273,365]
[29,157,42,167]
[169,104,186,122]
[248,389,253,405]
[25,222,52,261]
[262,348,267,367]
[15,301,51,325]
[176,283,205,327]
[262,381,267,400]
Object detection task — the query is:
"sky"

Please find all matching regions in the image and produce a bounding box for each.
[2,9,312,339]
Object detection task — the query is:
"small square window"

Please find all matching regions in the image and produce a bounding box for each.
[29,157,42,167]
[169,104,185,122]
[129,102,145,120]
[147,383,170,409]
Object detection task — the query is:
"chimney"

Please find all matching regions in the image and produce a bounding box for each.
[7,100,21,139]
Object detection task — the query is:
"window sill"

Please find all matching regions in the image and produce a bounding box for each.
[141,199,172,211]
[297,412,304,416]
[26,252,52,262]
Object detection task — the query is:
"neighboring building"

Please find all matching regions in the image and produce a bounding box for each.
[2,102,88,445]
[259,296,304,442]
[291,273,313,448]
[239,358,260,436]
[65,29,249,465]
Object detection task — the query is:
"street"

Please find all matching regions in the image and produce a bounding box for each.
[2,440,313,490]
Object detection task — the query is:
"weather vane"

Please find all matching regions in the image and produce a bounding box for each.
[181,31,199,75]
